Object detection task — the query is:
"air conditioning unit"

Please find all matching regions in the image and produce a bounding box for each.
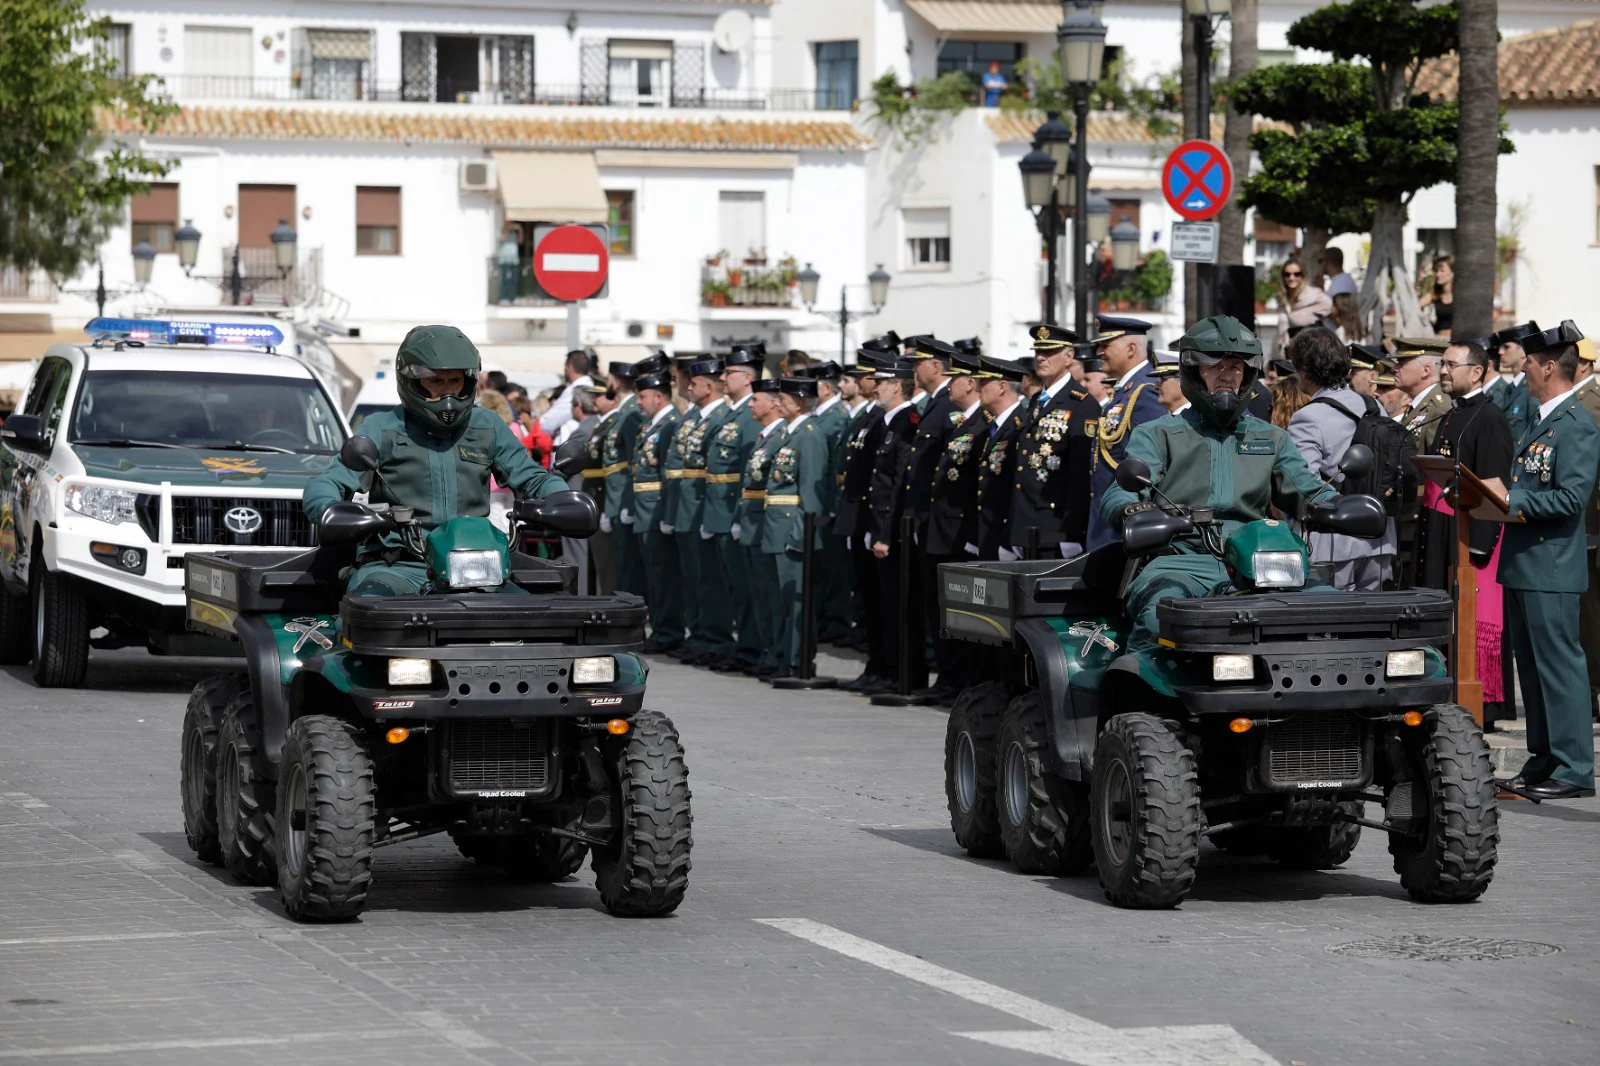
[459,159,496,193]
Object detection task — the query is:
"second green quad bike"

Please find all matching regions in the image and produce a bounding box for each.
[940,446,1498,909]
[178,437,691,921]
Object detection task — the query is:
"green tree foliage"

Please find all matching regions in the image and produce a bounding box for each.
[0,0,176,278]
[1003,54,1187,140]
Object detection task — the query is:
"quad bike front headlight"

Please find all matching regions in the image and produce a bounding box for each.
[388,658,433,686]
[1251,551,1305,589]
[1212,654,1254,681]
[1386,649,1426,678]
[445,549,504,589]
[572,656,616,685]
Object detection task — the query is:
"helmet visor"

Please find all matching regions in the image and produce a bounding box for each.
[399,363,475,401]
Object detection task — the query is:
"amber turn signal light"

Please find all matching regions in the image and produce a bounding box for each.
[385,727,411,745]
[606,719,630,735]
[1402,710,1424,727]
[1229,717,1253,734]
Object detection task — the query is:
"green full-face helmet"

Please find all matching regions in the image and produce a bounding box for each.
[395,325,481,432]
[1177,315,1265,427]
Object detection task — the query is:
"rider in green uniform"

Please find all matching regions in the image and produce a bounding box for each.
[1097,315,1337,652]
[303,325,567,596]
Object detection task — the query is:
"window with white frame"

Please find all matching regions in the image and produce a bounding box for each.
[904,208,951,269]
[609,40,672,107]
[719,192,766,267]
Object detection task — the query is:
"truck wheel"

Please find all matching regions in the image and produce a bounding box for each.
[180,675,247,864]
[593,710,692,917]
[1266,804,1363,869]
[276,716,375,922]
[501,836,588,883]
[1389,705,1499,903]
[215,694,277,886]
[996,692,1092,876]
[31,563,88,688]
[945,682,1009,859]
[0,585,30,665]
[1091,713,1201,909]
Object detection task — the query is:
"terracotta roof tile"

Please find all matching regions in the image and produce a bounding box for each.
[986,110,1227,145]
[101,105,870,152]
[1416,17,1600,106]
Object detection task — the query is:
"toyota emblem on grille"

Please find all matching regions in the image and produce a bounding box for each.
[224,506,264,535]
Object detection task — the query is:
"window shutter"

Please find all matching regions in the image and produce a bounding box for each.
[132,183,178,224]
[902,208,950,241]
[401,32,436,102]
[356,187,400,227]
[580,40,609,104]
[496,37,535,103]
[672,41,704,107]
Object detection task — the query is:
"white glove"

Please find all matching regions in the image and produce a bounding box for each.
[845,535,852,550]
[599,514,613,534]
[620,508,633,526]
[913,529,921,547]
[700,527,713,541]
[731,522,742,540]
[998,546,1020,561]
[963,542,979,555]
[1060,542,1083,558]
[864,533,874,549]
[660,523,675,535]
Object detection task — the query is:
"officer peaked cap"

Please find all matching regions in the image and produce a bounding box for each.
[976,356,1027,383]
[870,361,916,381]
[1029,323,1079,351]
[904,336,957,362]
[797,360,843,382]
[948,350,980,377]
[954,336,984,356]
[1092,314,1153,343]
[1522,319,1585,356]
[1348,341,1386,369]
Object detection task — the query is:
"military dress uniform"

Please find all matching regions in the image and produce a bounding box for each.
[630,376,683,651]
[581,402,616,592]
[703,385,758,670]
[662,400,707,655]
[1572,364,1600,706]
[740,390,788,674]
[834,366,890,687]
[925,389,989,695]
[975,358,1030,559]
[1491,321,1542,444]
[867,364,927,691]
[1009,325,1100,558]
[1501,322,1600,797]
[762,381,831,677]
[803,362,855,643]
[1087,317,1166,551]
[833,391,880,640]
[1391,340,1456,586]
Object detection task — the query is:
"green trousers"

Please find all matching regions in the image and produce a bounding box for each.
[1508,588,1595,789]
[737,542,771,665]
[773,550,812,672]
[347,560,431,597]
[696,533,736,657]
[746,547,783,669]
[674,530,704,651]
[1579,554,1600,697]
[1125,555,1234,654]
[614,523,645,597]
[638,528,683,647]
[816,532,853,634]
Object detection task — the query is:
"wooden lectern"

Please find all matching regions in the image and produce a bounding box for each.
[1412,456,1522,724]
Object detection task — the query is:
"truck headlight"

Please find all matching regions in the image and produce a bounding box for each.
[65,484,138,525]
[388,658,433,686]
[1386,650,1426,678]
[1213,654,1254,681]
[1251,551,1305,589]
[572,656,616,685]
[446,549,504,589]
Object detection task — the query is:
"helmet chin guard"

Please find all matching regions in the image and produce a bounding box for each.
[1176,315,1263,428]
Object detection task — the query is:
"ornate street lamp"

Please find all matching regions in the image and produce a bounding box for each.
[269,219,299,274]
[867,264,891,309]
[175,219,201,273]
[1019,146,1057,211]
[1058,0,1108,336]
[798,262,821,308]
[1034,113,1073,178]
[799,265,892,365]
[171,218,298,305]
[131,241,156,287]
[1110,220,1141,273]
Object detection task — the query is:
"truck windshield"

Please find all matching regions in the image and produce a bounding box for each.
[69,371,345,453]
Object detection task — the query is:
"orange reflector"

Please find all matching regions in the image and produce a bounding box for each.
[1229,717,1253,734]
[1402,710,1423,727]
[606,719,630,735]
[385,727,411,745]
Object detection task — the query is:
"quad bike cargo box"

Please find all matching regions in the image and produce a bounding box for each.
[341,591,648,651]
[938,547,1123,645]
[1156,588,1453,650]
[185,548,344,618]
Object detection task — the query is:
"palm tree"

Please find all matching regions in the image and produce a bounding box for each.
[1453,0,1499,339]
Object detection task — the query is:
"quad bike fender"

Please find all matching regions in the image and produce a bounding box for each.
[232,614,292,773]
[1105,651,1178,700]
[1013,616,1123,782]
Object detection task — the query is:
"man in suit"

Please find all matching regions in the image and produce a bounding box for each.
[706,345,764,674]
[975,357,1030,559]
[630,370,683,653]
[762,377,831,680]
[1009,323,1099,559]
[1087,315,1166,551]
[867,361,926,692]
[736,379,788,677]
[921,350,988,701]
[835,352,891,690]
[1482,321,1598,800]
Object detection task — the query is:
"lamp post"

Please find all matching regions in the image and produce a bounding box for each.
[1019,139,1058,322]
[175,217,299,305]
[1084,191,1110,318]
[1185,0,1231,320]
[63,241,157,317]
[1058,0,1107,336]
[798,263,891,365]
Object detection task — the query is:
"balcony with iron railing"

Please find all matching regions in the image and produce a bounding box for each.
[700,254,802,309]
[0,267,58,302]
[486,258,564,308]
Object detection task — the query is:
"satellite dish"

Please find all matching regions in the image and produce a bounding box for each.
[712,9,753,53]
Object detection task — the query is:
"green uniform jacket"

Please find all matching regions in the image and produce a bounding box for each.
[1574,376,1600,544]
[704,395,758,534]
[811,395,851,514]
[738,422,787,548]
[762,416,829,555]
[663,405,703,530]
[1098,410,1336,545]
[303,406,566,548]
[1500,390,1600,593]
[581,407,616,509]
[602,396,644,521]
[1489,374,1534,444]
[630,408,680,529]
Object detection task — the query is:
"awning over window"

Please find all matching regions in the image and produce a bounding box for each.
[491,151,608,224]
[608,39,673,61]
[903,0,1059,34]
[308,29,371,61]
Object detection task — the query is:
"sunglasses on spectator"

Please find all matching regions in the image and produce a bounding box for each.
[1282,270,1304,278]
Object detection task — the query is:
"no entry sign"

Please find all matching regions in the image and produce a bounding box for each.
[1162,141,1233,222]
[533,224,610,302]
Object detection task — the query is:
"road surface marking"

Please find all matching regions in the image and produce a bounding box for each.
[0,1030,407,1059]
[1,792,49,809]
[0,929,232,947]
[413,1011,501,1049]
[757,918,1281,1066]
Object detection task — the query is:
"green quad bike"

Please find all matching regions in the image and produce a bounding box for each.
[939,450,1498,909]
[178,437,690,921]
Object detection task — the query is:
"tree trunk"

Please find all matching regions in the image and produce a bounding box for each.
[1454,0,1499,339]
[1218,0,1258,268]
[1299,225,1331,290]
[1361,199,1427,341]
[1182,13,1199,325]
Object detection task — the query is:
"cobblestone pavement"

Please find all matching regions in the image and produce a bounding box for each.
[1,650,1596,1066]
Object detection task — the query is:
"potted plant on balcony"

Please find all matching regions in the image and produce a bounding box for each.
[703,279,731,308]
[779,255,799,287]
[744,246,767,268]
[726,263,744,287]
[1130,250,1172,312]
[705,249,728,268]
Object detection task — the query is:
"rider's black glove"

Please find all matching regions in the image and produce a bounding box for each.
[1116,500,1157,531]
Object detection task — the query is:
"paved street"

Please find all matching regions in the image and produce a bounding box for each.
[1,649,1597,1066]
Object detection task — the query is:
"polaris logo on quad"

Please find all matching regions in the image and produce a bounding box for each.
[462,663,563,681]
[223,506,263,535]
[474,790,527,798]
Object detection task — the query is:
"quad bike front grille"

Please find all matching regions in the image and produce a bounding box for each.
[1265,712,1365,786]
[447,720,552,794]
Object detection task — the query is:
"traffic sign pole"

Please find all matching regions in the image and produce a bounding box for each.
[1162,141,1233,320]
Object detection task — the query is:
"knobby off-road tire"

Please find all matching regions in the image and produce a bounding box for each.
[31,562,88,688]
[1266,803,1364,869]
[1091,713,1202,909]
[0,585,30,665]
[276,716,376,922]
[1389,704,1499,903]
[180,675,248,864]
[216,693,277,886]
[996,692,1092,876]
[945,682,1010,859]
[593,710,692,917]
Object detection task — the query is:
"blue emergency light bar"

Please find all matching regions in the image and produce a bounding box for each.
[84,317,286,350]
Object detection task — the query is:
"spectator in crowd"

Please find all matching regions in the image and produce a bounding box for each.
[1269,377,1308,431]
[1320,246,1358,299]
[1332,292,1366,343]
[514,394,553,466]
[478,389,518,530]
[541,350,596,438]
[981,61,1007,106]
[560,389,604,594]
[1274,260,1333,356]
[495,226,520,305]
[482,369,509,396]
[1419,255,1455,338]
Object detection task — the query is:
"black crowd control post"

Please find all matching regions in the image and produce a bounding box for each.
[773,513,838,691]
[872,514,934,707]
[1024,525,1040,562]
